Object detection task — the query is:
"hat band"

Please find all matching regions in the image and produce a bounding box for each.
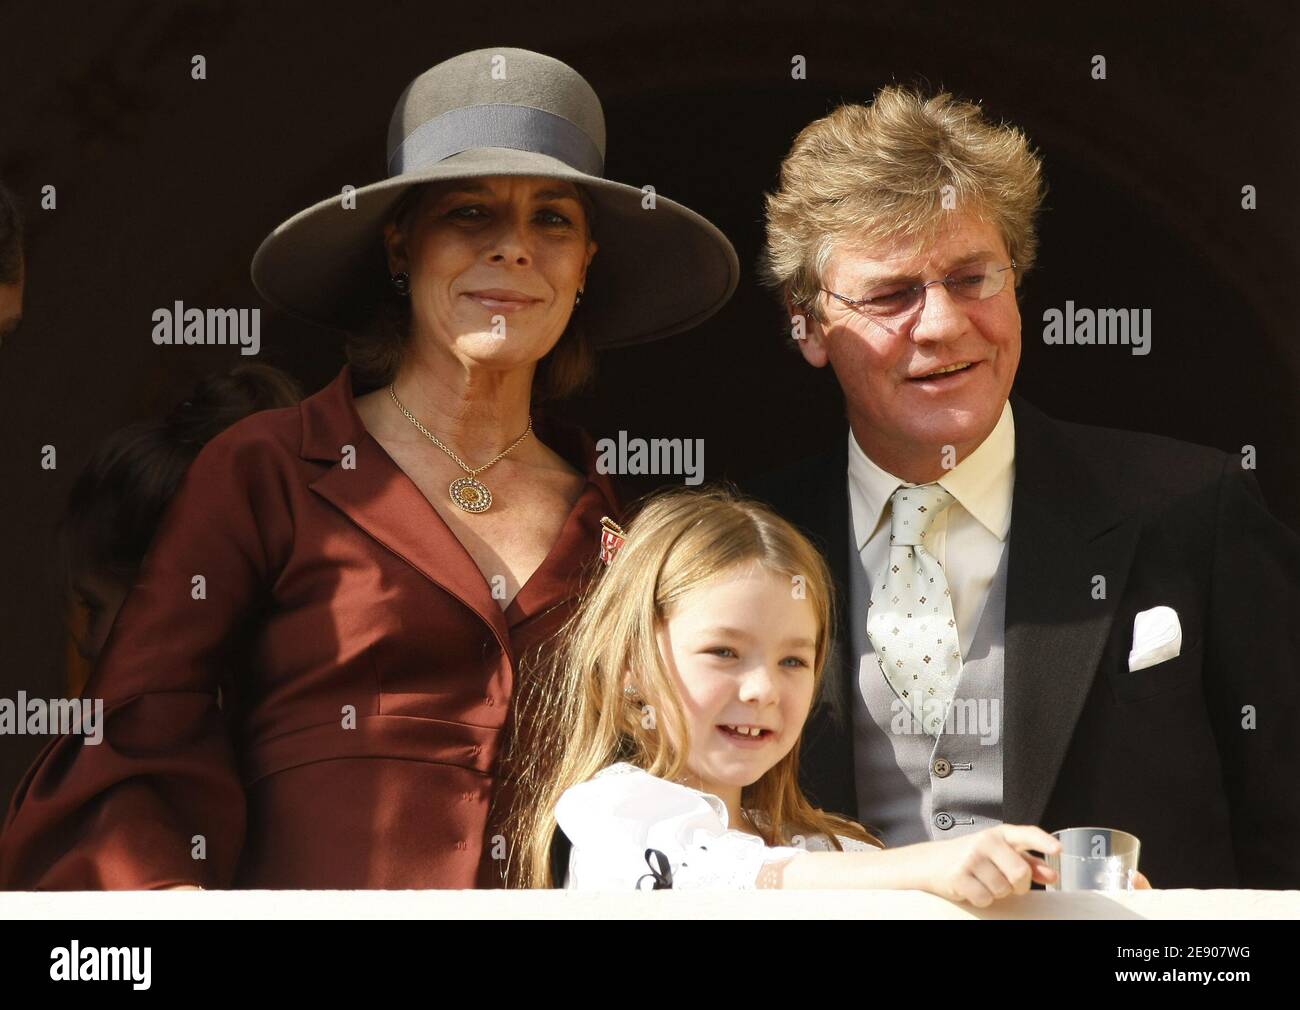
[387,103,604,178]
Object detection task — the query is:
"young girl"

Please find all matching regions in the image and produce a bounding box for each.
[504,484,1067,905]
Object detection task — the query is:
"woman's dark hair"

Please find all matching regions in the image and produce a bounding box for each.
[0,178,23,285]
[345,181,599,402]
[56,363,304,593]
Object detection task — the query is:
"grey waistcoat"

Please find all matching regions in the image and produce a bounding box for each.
[849,542,1009,846]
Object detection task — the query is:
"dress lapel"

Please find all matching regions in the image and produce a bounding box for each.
[1001,394,1141,828]
[298,366,622,651]
[502,413,623,628]
[301,366,514,646]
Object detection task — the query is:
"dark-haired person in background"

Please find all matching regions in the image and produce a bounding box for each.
[58,364,304,686]
[0,179,23,348]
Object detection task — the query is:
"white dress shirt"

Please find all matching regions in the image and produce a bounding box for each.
[847,400,1016,658]
[556,762,875,890]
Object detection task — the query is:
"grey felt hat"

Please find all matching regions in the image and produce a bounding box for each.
[250,47,739,348]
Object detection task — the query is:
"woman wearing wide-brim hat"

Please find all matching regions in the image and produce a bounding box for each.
[0,47,737,891]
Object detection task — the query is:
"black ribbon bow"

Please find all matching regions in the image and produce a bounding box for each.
[636,848,674,890]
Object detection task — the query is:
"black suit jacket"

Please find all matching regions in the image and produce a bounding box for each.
[743,393,1300,889]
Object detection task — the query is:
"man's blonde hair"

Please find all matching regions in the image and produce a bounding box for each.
[760,86,1046,325]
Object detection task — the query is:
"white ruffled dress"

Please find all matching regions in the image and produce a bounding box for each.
[555,761,875,890]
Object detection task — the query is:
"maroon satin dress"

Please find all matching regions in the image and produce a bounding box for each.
[0,364,623,889]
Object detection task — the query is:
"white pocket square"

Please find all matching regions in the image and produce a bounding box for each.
[1128,605,1182,672]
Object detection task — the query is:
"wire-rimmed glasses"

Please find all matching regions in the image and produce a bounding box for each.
[820,260,1017,320]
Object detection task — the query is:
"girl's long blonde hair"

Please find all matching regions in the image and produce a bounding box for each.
[501,482,884,888]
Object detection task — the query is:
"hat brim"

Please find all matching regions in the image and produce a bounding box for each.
[249,147,739,348]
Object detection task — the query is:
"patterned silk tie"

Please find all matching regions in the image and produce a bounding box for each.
[866,483,963,737]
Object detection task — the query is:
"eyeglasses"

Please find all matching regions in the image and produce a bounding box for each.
[820,260,1017,320]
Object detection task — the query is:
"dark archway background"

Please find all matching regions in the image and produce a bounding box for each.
[2,1,1296,810]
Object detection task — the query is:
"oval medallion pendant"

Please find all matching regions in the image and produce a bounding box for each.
[449,476,493,513]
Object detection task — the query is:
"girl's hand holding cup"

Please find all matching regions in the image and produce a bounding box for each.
[917,824,1062,907]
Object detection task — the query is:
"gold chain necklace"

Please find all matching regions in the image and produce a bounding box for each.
[388,383,532,514]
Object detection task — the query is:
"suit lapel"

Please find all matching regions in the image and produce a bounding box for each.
[749,438,860,818]
[1001,394,1141,827]
[756,397,1143,831]
[818,445,859,816]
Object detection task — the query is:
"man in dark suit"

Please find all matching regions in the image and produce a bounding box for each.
[745,85,1300,889]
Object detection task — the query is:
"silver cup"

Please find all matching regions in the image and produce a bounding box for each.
[1045,827,1141,891]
